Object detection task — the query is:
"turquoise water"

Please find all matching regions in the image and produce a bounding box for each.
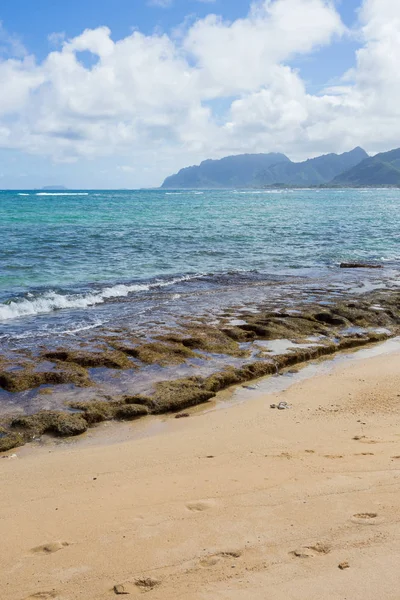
[0,188,399,340]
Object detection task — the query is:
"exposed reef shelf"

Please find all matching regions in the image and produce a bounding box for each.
[1,287,400,452]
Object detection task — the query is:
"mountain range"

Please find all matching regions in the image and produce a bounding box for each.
[161,147,400,188]
[333,147,400,185]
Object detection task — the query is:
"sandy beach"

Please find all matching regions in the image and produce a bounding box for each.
[2,346,400,600]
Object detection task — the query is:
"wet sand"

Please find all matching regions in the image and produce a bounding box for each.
[1,348,400,599]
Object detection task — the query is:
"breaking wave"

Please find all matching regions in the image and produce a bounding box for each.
[0,274,201,322]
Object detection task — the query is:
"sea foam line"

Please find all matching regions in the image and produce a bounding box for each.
[0,274,201,322]
[35,192,89,196]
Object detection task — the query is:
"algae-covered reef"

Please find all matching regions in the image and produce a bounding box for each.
[0,290,399,452]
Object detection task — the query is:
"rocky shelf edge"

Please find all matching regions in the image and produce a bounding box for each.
[0,330,395,453]
[0,289,399,452]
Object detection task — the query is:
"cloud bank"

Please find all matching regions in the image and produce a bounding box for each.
[0,0,399,183]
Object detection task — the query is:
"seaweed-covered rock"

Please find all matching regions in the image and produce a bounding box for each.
[114,404,149,420]
[68,400,115,423]
[52,413,88,436]
[68,396,153,423]
[176,326,248,357]
[43,349,132,370]
[0,427,23,452]
[123,395,153,407]
[151,378,215,413]
[238,315,330,340]
[0,364,91,393]
[11,411,88,437]
[313,312,347,326]
[204,368,246,392]
[124,342,196,366]
[221,327,257,342]
[158,326,248,357]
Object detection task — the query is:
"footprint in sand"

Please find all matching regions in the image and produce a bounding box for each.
[355,452,375,456]
[351,513,383,525]
[114,578,161,594]
[353,436,378,444]
[31,542,70,554]
[200,556,221,567]
[25,593,58,600]
[186,500,216,512]
[200,550,242,568]
[324,455,344,459]
[291,543,331,558]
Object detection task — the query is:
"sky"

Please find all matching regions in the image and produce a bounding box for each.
[0,0,399,188]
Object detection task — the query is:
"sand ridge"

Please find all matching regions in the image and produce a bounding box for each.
[1,350,400,599]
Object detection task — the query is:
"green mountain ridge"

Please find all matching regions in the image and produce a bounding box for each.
[255,147,368,186]
[161,153,290,189]
[161,148,368,188]
[333,148,400,185]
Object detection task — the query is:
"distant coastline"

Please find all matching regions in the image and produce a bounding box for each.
[161,147,400,189]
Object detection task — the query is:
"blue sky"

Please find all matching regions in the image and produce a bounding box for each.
[0,0,398,188]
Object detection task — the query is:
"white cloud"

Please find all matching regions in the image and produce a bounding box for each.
[184,0,343,96]
[212,0,400,159]
[0,0,400,184]
[0,21,26,58]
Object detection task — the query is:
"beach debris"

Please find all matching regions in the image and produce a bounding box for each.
[243,385,258,390]
[270,404,277,409]
[277,401,290,410]
[175,412,190,419]
[338,562,350,570]
[1,453,18,459]
[114,584,130,595]
[340,263,382,269]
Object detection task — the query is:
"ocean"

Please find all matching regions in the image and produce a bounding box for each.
[0,188,399,417]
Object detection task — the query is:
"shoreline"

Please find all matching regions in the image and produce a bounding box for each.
[2,343,400,599]
[11,334,400,457]
[1,286,399,452]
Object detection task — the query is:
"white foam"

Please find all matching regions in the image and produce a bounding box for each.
[18,193,30,196]
[0,274,202,322]
[0,320,104,340]
[35,192,89,196]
